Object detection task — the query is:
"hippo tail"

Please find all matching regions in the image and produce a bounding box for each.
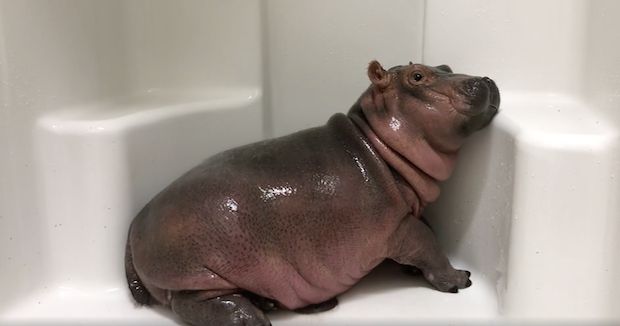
[125,208,154,306]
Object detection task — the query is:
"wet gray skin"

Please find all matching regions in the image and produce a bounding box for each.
[125,60,500,326]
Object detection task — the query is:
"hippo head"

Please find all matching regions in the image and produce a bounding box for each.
[364,60,499,152]
[349,60,500,202]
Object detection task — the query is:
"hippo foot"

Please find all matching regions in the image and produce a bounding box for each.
[423,268,472,293]
[171,292,271,326]
[294,298,339,314]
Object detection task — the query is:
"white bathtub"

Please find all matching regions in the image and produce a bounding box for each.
[1,0,619,325]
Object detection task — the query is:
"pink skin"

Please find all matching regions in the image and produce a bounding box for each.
[125,60,499,326]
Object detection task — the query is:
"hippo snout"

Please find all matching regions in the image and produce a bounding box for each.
[461,77,485,98]
[460,76,500,115]
[457,76,500,135]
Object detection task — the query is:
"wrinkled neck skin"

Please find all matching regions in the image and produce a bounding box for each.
[348,86,459,212]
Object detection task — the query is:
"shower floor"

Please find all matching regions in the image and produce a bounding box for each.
[1,260,497,325]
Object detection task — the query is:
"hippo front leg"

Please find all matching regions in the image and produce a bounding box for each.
[388,215,472,293]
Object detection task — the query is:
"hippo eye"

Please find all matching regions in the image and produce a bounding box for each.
[413,73,424,82]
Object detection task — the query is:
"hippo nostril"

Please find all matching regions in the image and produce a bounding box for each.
[482,77,492,84]
[462,78,483,97]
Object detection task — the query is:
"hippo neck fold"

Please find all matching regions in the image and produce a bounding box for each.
[347,90,459,207]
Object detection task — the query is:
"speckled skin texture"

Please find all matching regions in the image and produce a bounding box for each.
[125,61,500,326]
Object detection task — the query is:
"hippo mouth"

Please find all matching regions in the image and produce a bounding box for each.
[486,77,500,112]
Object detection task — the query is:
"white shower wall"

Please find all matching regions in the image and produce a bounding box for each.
[424,0,620,320]
[1,0,619,324]
[265,0,424,137]
[0,0,265,314]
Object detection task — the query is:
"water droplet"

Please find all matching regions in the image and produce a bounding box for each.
[223,197,239,212]
[259,185,297,201]
[389,117,401,131]
[424,103,437,111]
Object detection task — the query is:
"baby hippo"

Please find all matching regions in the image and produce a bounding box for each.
[125,60,500,326]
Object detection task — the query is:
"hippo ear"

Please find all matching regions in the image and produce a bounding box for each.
[436,64,453,73]
[367,60,391,89]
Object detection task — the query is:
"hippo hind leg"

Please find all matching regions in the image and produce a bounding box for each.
[244,292,279,312]
[125,225,153,306]
[171,291,271,326]
[244,291,338,315]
